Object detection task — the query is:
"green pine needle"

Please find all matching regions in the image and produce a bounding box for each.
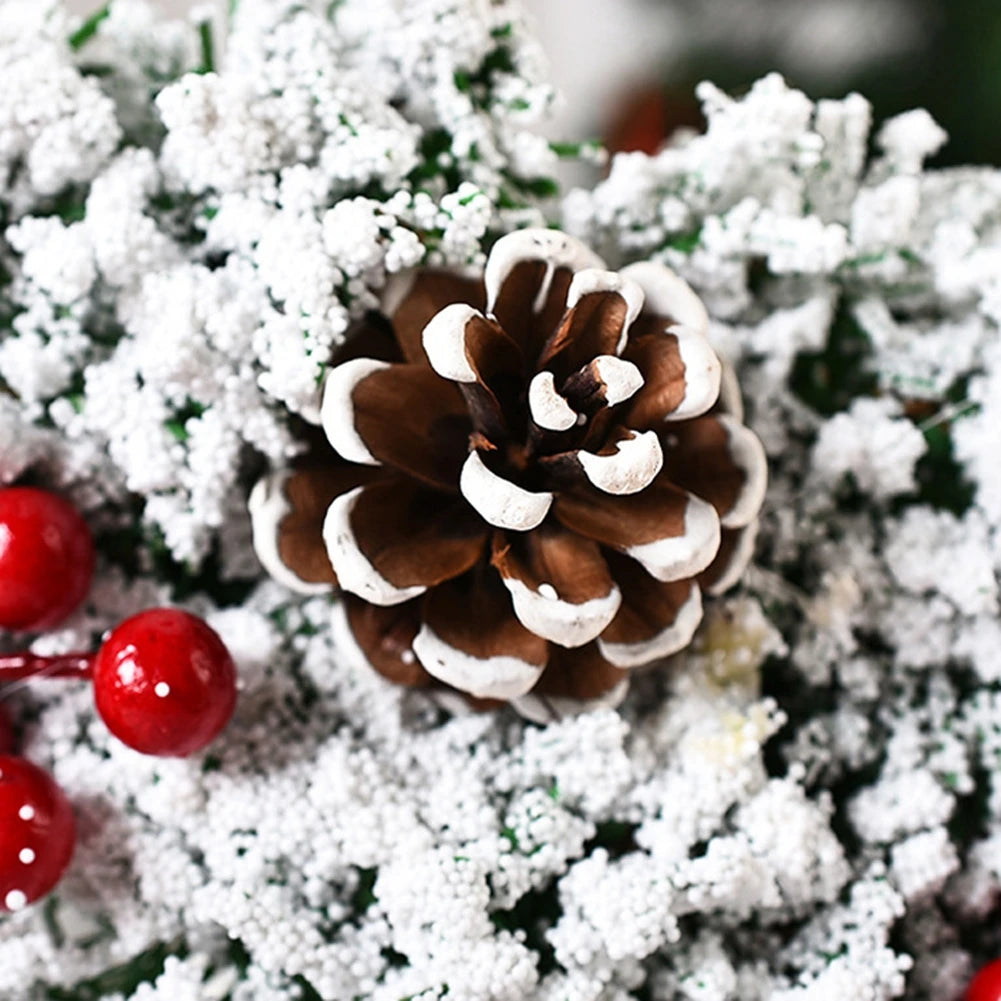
[68,4,110,52]
[197,20,215,75]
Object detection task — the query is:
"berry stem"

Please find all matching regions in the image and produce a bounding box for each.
[0,652,95,682]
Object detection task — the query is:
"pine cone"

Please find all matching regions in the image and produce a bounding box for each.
[249,230,766,720]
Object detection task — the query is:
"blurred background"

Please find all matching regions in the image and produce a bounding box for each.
[535,0,1001,166]
[64,0,1001,166]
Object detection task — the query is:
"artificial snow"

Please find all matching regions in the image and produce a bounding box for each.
[1,1,1000,999]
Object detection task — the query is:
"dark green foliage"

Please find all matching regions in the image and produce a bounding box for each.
[409,130,457,188]
[292,975,325,1001]
[664,227,702,254]
[490,880,561,976]
[95,515,257,608]
[350,867,378,914]
[948,759,992,844]
[789,303,878,416]
[164,399,208,443]
[45,939,184,1000]
[911,421,976,515]
[587,820,639,860]
[456,47,517,112]
[509,176,559,200]
[45,188,90,225]
[197,20,215,75]
[549,140,602,159]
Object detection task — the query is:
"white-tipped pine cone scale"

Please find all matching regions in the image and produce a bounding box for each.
[249,229,767,714]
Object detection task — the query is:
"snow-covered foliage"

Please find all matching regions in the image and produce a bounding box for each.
[1,4,1000,1001]
[0,0,555,563]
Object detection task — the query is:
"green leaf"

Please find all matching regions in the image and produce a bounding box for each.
[68,4,110,51]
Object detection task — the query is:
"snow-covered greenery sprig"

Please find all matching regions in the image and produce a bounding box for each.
[2,2,1001,1001]
[0,0,561,568]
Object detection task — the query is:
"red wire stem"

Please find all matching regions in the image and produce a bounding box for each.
[0,652,95,682]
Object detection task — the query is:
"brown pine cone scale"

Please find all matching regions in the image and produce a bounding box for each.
[249,230,766,719]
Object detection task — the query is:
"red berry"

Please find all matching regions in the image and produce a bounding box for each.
[0,755,75,911]
[0,703,14,755]
[92,608,237,757]
[0,487,94,631]
[967,960,1001,1001]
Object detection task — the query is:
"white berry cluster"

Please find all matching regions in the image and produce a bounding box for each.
[565,71,1001,998]
[0,0,556,564]
[2,4,1001,1001]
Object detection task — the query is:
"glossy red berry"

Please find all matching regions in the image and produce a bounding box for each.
[92,608,237,757]
[967,959,1001,1001]
[0,755,75,911]
[0,487,94,631]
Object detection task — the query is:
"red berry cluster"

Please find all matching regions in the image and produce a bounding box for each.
[968,960,1001,1001]
[0,755,75,913]
[0,487,239,912]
